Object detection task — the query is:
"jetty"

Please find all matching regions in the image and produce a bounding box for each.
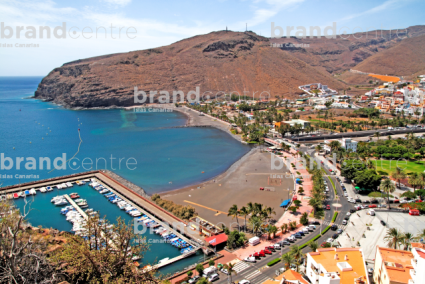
[63,194,88,220]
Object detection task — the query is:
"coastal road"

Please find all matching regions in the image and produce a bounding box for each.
[214,149,353,284]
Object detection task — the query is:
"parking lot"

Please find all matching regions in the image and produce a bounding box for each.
[337,209,425,262]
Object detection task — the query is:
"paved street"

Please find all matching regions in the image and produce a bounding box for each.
[213,145,354,284]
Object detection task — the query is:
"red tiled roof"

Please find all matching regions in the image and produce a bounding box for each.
[205,233,228,246]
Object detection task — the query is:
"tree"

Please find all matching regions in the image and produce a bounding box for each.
[269,225,278,239]
[290,245,305,272]
[341,160,366,180]
[300,212,309,225]
[223,263,237,283]
[391,167,406,188]
[309,241,319,252]
[294,200,302,207]
[298,188,305,195]
[374,132,381,140]
[329,141,341,152]
[315,145,322,152]
[416,228,425,240]
[51,214,159,283]
[281,253,295,270]
[0,200,61,283]
[401,232,414,250]
[288,206,297,214]
[353,169,381,191]
[239,206,249,232]
[384,228,403,249]
[208,259,215,267]
[227,204,240,230]
[187,271,193,278]
[381,179,396,208]
[408,172,420,192]
[280,223,288,234]
[197,277,209,284]
[195,264,204,276]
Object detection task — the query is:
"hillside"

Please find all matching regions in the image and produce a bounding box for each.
[270,25,425,74]
[34,31,346,108]
[354,34,425,77]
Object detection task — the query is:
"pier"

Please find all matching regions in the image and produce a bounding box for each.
[63,194,88,220]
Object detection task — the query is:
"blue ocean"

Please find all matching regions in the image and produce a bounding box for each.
[0,77,250,193]
[1,76,250,275]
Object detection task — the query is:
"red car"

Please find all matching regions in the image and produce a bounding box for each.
[394,199,400,203]
[369,204,377,208]
[255,251,265,257]
[321,242,328,247]
[326,205,331,210]
[263,249,272,255]
[259,187,264,190]
[416,200,423,203]
[265,246,275,251]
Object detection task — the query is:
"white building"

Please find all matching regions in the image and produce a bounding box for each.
[410,243,425,284]
[323,138,358,153]
[315,104,328,110]
[306,248,369,284]
[283,119,311,129]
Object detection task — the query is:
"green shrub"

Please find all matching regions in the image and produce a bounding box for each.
[331,212,338,223]
[267,258,281,266]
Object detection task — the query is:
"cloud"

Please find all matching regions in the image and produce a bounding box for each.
[102,0,132,7]
[339,0,409,22]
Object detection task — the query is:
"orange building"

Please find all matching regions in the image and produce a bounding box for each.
[373,246,414,284]
[261,269,309,284]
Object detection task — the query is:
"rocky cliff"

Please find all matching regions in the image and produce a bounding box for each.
[34,31,346,108]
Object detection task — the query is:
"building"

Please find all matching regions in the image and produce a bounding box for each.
[373,246,414,284]
[410,243,425,284]
[283,119,311,129]
[323,138,358,153]
[262,269,309,284]
[306,248,369,284]
[315,104,328,110]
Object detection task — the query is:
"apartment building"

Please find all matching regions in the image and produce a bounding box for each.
[306,248,369,284]
[373,246,414,284]
[323,138,358,153]
[410,243,425,284]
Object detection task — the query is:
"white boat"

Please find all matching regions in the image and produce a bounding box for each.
[46,186,53,192]
[61,183,68,188]
[66,182,73,187]
[54,199,68,206]
[158,258,170,264]
[51,195,64,202]
[29,188,37,195]
[40,187,47,193]
[130,211,141,216]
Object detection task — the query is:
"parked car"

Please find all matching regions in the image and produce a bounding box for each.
[243,255,256,263]
[239,280,251,284]
[337,229,343,234]
[309,225,316,231]
[188,276,200,283]
[331,224,338,230]
[274,243,281,250]
[344,216,350,220]
[332,234,339,239]
[264,249,272,255]
[342,220,347,225]
[369,204,377,208]
[380,220,386,226]
[265,246,275,251]
[326,238,334,243]
[297,231,305,236]
[346,212,351,216]
[302,228,310,234]
[326,205,331,210]
[312,221,321,225]
[355,199,362,203]
[294,233,302,239]
[221,268,229,275]
[344,192,348,197]
[208,274,219,282]
[281,240,291,246]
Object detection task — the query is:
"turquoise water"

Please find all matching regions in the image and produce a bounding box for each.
[1,76,250,275]
[0,77,250,193]
[13,185,204,274]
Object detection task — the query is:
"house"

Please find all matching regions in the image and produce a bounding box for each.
[372,246,415,284]
[262,269,309,284]
[283,119,311,129]
[306,248,369,284]
[315,105,328,110]
[323,138,358,153]
[410,243,425,284]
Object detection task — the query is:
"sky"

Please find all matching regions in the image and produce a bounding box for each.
[0,0,424,76]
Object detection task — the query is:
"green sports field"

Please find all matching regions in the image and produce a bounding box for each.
[372,160,425,174]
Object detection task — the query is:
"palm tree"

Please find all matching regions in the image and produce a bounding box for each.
[417,173,425,192]
[281,252,295,270]
[249,216,262,235]
[309,241,319,252]
[380,179,396,208]
[290,245,305,272]
[329,140,341,152]
[374,132,381,140]
[384,228,403,249]
[223,263,237,283]
[401,232,414,250]
[315,145,322,153]
[269,225,278,239]
[228,204,240,230]
[280,223,288,234]
[391,167,406,188]
[265,206,276,223]
[408,172,419,192]
[239,206,249,232]
[415,228,425,241]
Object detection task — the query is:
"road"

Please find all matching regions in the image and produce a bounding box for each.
[214,147,354,284]
[288,127,425,142]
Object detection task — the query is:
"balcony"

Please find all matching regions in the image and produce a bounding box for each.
[410,269,416,279]
[411,259,417,268]
[408,279,415,284]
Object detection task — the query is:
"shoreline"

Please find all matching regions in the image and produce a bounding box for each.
[159,147,258,196]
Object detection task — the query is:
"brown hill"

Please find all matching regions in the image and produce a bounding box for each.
[270,25,425,74]
[34,31,346,108]
[354,34,425,77]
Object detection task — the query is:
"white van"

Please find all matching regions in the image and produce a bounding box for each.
[368,209,375,216]
[203,266,218,278]
[248,236,260,246]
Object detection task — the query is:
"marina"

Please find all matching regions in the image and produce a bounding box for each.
[0,171,205,274]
